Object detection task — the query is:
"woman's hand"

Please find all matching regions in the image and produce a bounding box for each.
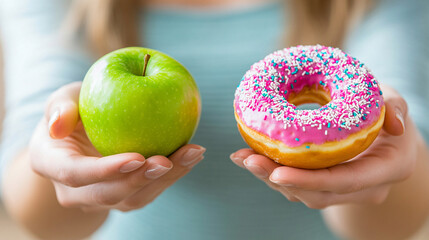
[230,85,417,209]
[30,82,205,212]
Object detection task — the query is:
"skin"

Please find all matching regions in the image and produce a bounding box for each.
[2,82,206,240]
[231,85,429,240]
[2,0,429,240]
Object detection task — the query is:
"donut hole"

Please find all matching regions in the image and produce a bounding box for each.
[295,103,322,110]
[288,84,331,110]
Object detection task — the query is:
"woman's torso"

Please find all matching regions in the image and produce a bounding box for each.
[93,2,335,239]
[3,0,427,239]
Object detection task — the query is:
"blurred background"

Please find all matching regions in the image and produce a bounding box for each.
[1,45,429,240]
[0,38,35,240]
[0,3,429,240]
[0,40,34,240]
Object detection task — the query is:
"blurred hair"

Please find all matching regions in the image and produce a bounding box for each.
[65,0,141,57]
[287,0,373,47]
[66,0,372,57]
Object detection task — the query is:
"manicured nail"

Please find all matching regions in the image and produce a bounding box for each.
[270,172,295,187]
[186,155,205,168]
[230,153,246,168]
[229,153,243,162]
[145,164,172,179]
[120,160,145,173]
[48,110,60,129]
[180,147,206,166]
[244,160,268,178]
[271,180,295,187]
[395,108,405,133]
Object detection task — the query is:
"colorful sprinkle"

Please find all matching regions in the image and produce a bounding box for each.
[234,45,384,147]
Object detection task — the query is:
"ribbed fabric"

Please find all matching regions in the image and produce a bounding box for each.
[0,0,428,239]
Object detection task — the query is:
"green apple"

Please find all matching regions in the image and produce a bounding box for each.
[79,47,201,157]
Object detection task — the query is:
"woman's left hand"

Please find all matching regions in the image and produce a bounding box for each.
[230,85,418,209]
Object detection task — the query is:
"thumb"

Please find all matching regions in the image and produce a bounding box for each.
[382,85,408,136]
[45,82,82,139]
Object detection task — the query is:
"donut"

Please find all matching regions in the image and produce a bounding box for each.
[234,45,385,169]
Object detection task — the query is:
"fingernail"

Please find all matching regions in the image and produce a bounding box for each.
[48,110,60,129]
[145,164,172,179]
[186,155,205,168]
[395,108,405,133]
[271,180,295,187]
[120,160,145,173]
[244,160,268,178]
[269,172,295,187]
[180,147,206,166]
[229,153,243,162]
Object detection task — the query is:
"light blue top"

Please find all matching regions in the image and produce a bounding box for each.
[0,0,428,239]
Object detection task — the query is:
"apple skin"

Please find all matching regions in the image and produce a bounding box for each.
[79,47,201,157]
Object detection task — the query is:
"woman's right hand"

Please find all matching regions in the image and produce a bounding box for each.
[29,82,205,212]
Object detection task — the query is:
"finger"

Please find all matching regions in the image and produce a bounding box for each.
[82,173,172,212]
[239,154,299,202]
[243,154,280,180]
[278,189,301,203]
[269,151,402,194]
[169,144,206,167]
[33,150,147,187]
[115,178,170,212]
[54,156,173,208]
[152,145,205,183]
[242,154,293,195]
[81,206,106,213]
[45,82,82,139]
[155,144,205,181]
[283,185,390,209]
[230,148,257,168]
[381,85,408,136]
[49,145,204,208]
[116,145,207,210]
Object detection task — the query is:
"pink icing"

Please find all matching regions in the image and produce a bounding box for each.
[234,45,384,147]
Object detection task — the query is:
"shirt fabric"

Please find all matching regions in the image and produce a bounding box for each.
[0,0,428,239]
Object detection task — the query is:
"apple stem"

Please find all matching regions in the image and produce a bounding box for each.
[142,54,151,76]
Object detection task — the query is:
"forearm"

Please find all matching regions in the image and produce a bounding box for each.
[322,122,429,240]
[1,149,109,240]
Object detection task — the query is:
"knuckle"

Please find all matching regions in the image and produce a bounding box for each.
[122,199,141,210]
[91,189,121,206]
[92,168,109,182]
[57,197,74,208]
[57,169,80,187]
[127,175,146,189]
[158,171,185,183]
[342,165,365,193]
[348,179,365,193]
[55,192,76,208]
[122,198,148,211]
[117,207,133,213]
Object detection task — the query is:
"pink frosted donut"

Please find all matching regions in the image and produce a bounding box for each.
[234,45,385,169]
